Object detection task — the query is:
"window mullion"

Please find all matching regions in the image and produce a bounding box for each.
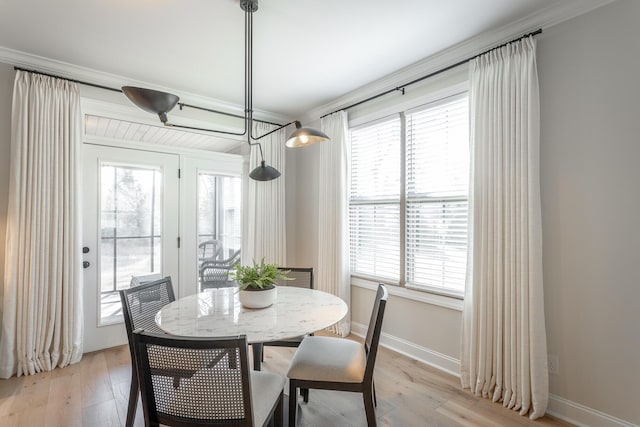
[399,111,407,288]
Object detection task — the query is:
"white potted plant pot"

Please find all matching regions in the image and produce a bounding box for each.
[239,286,277,309]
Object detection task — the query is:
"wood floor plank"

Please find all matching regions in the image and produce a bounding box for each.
[0,334,574,427]
[82,400,121,427]
[0,376,21,418]
[45,373,83,427]
[10,370,51,413]
[17,403,47,427]
[437,401,500,427]
[79,352,114,409]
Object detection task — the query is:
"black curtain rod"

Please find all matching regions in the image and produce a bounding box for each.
[14,66,123,93]
[12,66,283,127]
[320,28,542,119]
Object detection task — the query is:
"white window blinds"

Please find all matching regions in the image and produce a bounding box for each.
[406,94,469,294]
[349,116,401,283]
[348,92,469,296]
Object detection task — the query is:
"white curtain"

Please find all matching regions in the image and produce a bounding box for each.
[0,71,83,378]
[318,111,350,337]
[244,121,287,265]
[460,36,548,419]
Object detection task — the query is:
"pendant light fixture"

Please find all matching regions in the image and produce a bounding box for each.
[122,0,329,181]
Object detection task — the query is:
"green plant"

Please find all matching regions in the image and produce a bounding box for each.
[232,258,291,290]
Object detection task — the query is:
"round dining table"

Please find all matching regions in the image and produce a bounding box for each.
[155,286,348,370]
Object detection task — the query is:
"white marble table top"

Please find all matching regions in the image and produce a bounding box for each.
[155,286,348,343]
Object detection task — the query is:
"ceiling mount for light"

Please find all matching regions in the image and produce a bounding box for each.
[121,0,329,181]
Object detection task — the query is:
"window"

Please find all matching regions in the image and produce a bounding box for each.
[349,92,469,296]
[197,172,242,259]
[350,117,401,282]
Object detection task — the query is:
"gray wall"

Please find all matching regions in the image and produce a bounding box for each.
[0,63,14,331]
[538,0,640,422]
[290,0,640,424]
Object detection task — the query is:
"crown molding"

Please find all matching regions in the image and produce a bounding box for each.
[0,46,290,125]
[302,0,616,123]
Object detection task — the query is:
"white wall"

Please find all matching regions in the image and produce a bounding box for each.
[290,0,640,425]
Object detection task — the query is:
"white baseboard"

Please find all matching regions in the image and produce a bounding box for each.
[351,321,460,377]
[547,394,638,427]
[351,322,638,427]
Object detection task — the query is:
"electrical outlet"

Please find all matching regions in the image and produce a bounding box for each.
[548,354,559,375]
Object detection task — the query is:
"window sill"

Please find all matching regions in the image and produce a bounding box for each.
[351,277,464,312]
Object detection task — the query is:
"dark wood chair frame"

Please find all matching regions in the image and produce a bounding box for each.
[288,284,388,427]
[253,267,313,378]
[120,277,177,427]
[132,330,283,427]
[263,267,314,349]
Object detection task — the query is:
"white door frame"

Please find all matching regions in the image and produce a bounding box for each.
[82,143,180,352]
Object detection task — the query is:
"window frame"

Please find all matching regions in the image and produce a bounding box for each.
[348,87,470,300]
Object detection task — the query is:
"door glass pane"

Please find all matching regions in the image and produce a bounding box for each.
[197,173,241,291]
[99,163,162,325]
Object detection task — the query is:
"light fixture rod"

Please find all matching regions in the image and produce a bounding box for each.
[177,102,282,127]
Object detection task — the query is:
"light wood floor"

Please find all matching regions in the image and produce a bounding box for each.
[0,335,572,427]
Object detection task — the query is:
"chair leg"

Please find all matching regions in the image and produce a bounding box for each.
[363,387,377,427]
[288,381,297,427]
[302,388,309,403]
[125,371,138,427]
[273,391,283,427]
[372,379,377,407]
[252,343,263,371]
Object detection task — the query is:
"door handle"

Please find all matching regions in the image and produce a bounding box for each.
[83,261,90,269]
[83,247,90,254]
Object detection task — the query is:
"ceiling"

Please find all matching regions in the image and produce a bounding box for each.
[0,0,610,120]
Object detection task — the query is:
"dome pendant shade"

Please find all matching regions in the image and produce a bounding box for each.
[249,161,281,181]
[122,86,179,123]
[285,121,330,147]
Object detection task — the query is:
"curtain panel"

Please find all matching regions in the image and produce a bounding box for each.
[460,37,548,419]
[318,111,351,336]
[244,122,287,265]
[0,71,83,378]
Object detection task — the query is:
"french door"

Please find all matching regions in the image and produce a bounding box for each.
[82,144,179,352]
[180,156,243,296]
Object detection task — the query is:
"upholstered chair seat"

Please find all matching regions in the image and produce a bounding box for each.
[288,336,366,383]
[287,284,388,427]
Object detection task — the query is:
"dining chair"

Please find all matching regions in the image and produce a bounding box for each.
[199,249,241,289]
[132,330,285,427]
[122,277,240,426]
[287,284,388,427]
[120,276,177,427]
[262,267,314,351]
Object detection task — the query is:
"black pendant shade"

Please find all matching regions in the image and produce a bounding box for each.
[122,86,179,123]
[249,160,281,181]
